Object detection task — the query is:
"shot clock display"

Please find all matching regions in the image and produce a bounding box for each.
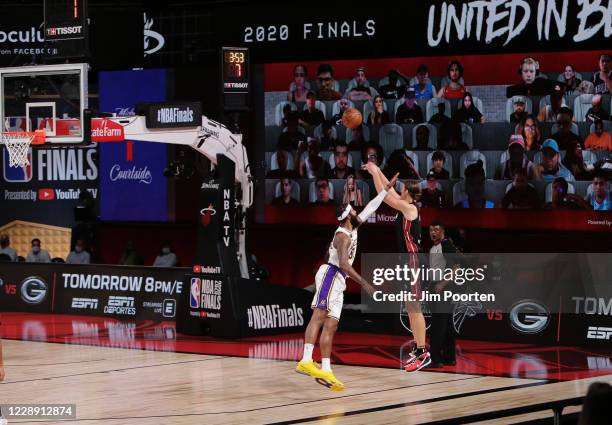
[44,0,88,41]
[221,47,250,111]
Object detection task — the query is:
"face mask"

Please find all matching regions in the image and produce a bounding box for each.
[32,246,40,254]
[162,247,171,254]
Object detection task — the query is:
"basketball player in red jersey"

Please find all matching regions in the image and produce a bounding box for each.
[364,162,431,371]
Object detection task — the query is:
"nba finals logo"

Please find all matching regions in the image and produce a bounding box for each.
[190,278,201,308]
[200,203,216,226]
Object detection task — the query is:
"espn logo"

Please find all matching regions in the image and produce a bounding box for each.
[71,298,99,309]
[162,299,176,318]
[104,296,136,315]
[587,326,612,340]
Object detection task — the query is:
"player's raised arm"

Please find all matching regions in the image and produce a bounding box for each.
[354,172,397,226]
[334,233,375,297]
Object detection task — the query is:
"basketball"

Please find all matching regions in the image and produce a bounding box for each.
[342,108,362,129]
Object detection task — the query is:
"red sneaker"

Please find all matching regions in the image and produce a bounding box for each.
[404,350,431,372]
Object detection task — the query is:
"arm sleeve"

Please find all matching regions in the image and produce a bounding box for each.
[357,189,388,222]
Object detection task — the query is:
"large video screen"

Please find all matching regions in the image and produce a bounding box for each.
[260,51,612,230]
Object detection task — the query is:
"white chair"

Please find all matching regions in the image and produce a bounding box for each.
[505,96,533,122]
[419,179,442,190]
[274,180,301,201]
[452,180,467,205]
[459,150,487,178]
[302,101,327,119]
[538,95,567,111]
[404,150,420,172]
[425,98,451,122]
[270,151,295,170]
[331,99,355,117]
[573,94,594,122]
[345,125,370,143]
[379,124,404,153]
[411,123,437,150]
[551,122,579,136]
[426,150,453,176]
[378,76,402,87]
[505,181,535,192]
[545,181,575,202]
[460,123,474,149]
[582,150,597,169]
[456,96,484,115]
[274,101,297,127]
[309,180,335,202]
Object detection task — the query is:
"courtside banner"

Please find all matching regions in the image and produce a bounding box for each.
[98,69,170,222]
[0,263,186,321]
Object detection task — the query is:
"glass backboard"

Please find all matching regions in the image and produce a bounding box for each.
[0,63,88,144]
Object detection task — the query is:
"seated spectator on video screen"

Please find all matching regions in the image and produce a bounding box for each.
[455,161,494,209]
[502,169,541,209]
[379,69,409,99]
[153,241,178,267]
[429,151,450,180]
[313,178,335,204]
[348,125,368,151]
[510,98,528,125]
[454,92,485,124]
[346,66,374,101]
[299,91,325,128]
[544,177,588,210]
[560,64,582,95]
[0,233,17,262]
[438,60,466,99]
[277,113,306,151]
[562,142,591,180]
[271,178,300,207]
[592,53,611,95]
[538,84,566,123]
[384,149,420,180]
[585,94,610,124]
[414,125,432,150]
[280,103,293,128]
[316,64,342,101]
[537,139,575,182]
[585,171,611,211]
[507,57,556,97]
[396,87,424,125]
[413,64,436,101]
[358,142,384,179]
[318,121,338,151]
[429,102,451,128]
[266,149,300,179]
[439,120,469,150]
[519,114,542,151]
[497,135,539,180]
[552,107,583,150]
[366,95,391,125]
[585,119,612,150]
[332,98,351,126]
[288,64,309,102]
[26,238,51,263]
[331,141,355,179]
[299,137,332,179]
[421,171,445,208]
[342,174,363,207]
[119,241,144,266]
[66,239,91,265]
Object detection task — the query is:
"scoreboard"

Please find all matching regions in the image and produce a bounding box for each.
[221,47,250,111]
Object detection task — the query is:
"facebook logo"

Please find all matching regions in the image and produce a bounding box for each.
[2,147,33,182]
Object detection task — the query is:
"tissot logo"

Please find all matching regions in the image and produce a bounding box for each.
[46,25,83,36]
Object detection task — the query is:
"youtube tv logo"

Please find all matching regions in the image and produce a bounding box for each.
[38,188,55,201]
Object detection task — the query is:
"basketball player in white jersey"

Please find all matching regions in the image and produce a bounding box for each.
[296,172,398,391]
[364,162,431,371]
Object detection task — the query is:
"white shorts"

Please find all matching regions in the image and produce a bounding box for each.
[311,264,347,320]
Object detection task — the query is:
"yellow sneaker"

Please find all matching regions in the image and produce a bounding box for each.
[311,369,345,392]
[295,360,320,377]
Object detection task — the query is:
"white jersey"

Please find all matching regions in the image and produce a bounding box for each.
[328,227,358,267]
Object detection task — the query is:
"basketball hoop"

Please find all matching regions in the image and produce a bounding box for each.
[0,130,45,168]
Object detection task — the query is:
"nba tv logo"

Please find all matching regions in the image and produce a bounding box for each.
[2,146,33,182]
[190,277,201,308]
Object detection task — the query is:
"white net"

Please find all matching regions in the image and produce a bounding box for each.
[1,133,34,168]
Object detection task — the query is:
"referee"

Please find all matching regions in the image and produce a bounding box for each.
[427,221,459,368]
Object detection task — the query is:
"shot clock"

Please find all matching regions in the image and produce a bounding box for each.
[221,47,250,111]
